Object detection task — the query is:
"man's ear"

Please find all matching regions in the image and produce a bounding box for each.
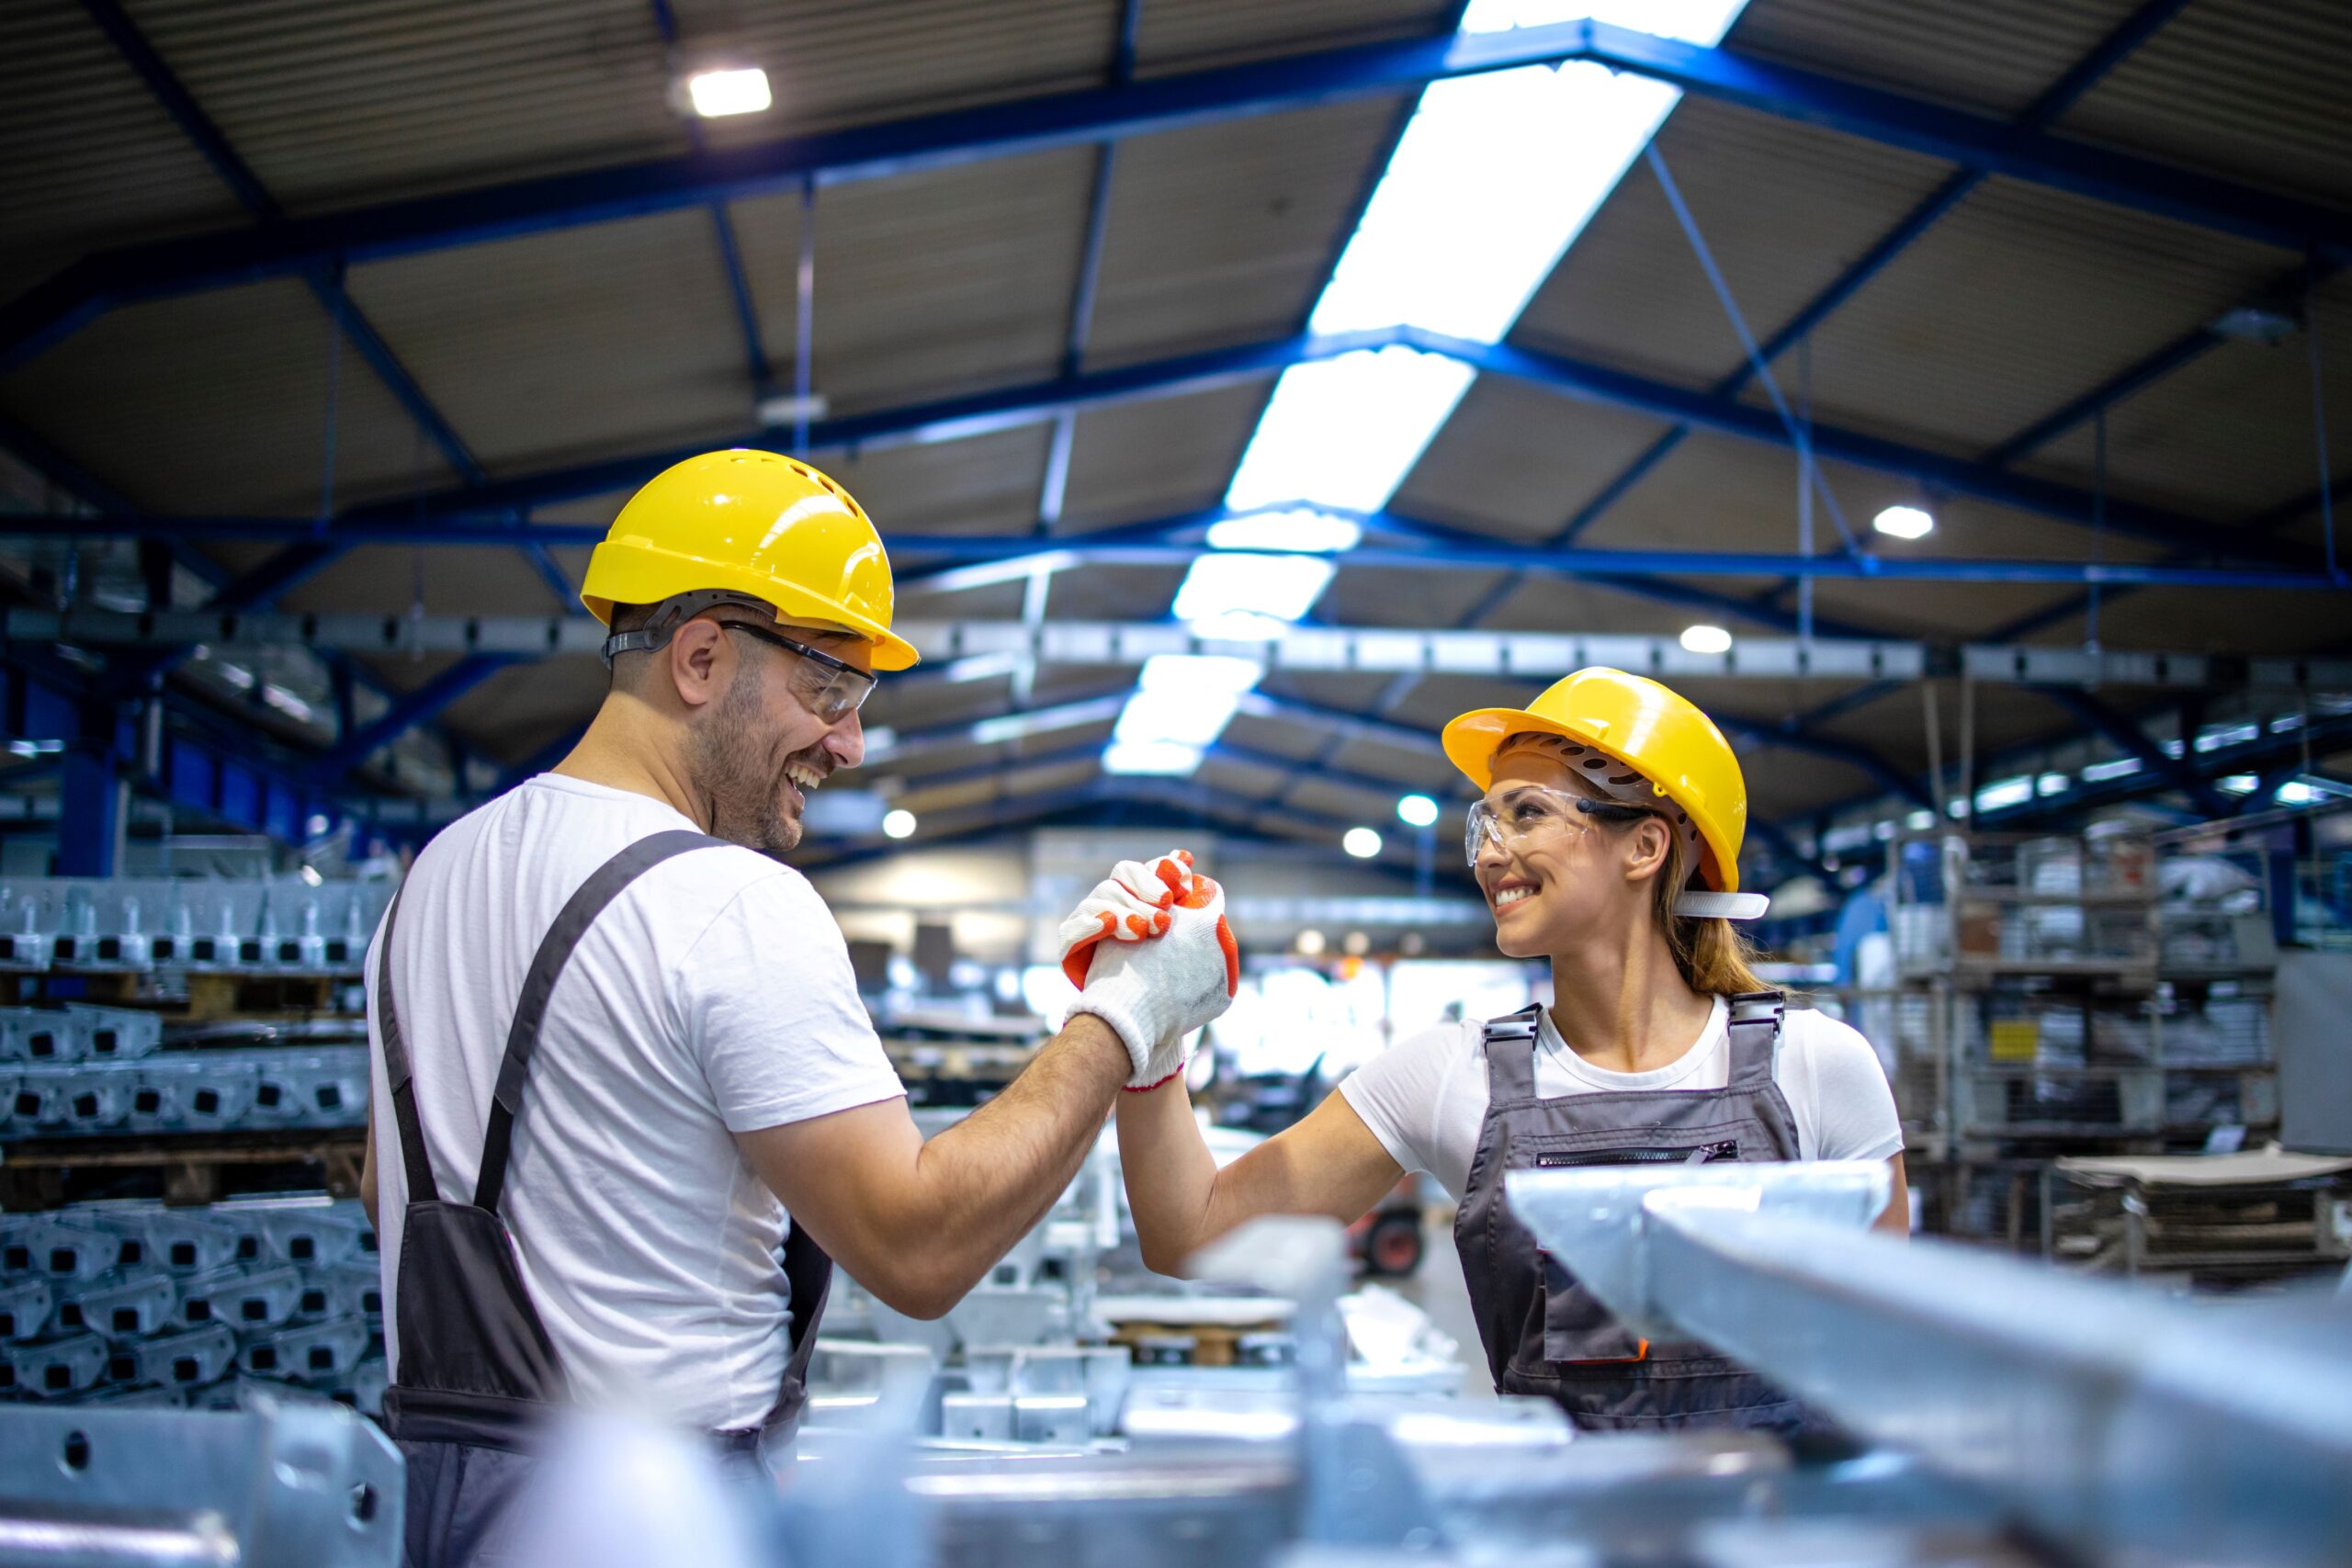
[667,617,729,710]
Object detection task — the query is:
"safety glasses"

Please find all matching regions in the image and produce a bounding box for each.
[1464,785,1653,869]
[718,620,877,720]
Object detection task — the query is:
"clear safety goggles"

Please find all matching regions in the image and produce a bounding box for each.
[1464,783,1771,921]
[602,590,876,720]
[1464,785,1651,869]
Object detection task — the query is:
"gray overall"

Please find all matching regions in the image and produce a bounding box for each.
[373,830,833,1568]
[1452,993,1812,1431]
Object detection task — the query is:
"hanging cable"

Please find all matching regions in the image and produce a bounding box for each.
[2087,408,2106,654]
[318,265,345,529]
[1644,144,1860,554]
[2307,262,2338,579]
[1799,335,1816,642]
[795,176,817,455]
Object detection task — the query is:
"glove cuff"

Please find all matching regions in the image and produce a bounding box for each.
[1121,1064,1185,1094]
[1066,998,1153,1080]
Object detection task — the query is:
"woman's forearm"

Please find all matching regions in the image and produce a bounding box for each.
[1116,1079,1408,1277]
[1114,1080,1227,1275]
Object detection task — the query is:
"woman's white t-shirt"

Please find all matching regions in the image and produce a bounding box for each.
[1337,996,1905,1201]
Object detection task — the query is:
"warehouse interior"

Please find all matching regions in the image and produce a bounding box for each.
[1,0,2348,1563]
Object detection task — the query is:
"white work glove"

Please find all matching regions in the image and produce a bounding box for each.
[1058,851,1239,1089]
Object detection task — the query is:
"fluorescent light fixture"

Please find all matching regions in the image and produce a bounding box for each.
[755,390,829,427]
[1905,809,1936,830]
[881,809,917,839]
[685,67,771,118]
[1396,793,1440,828]
[1974,777,2033,812]
[1679,624,1733,654]
[2277,780,2326,806]
[1103,739,1205,776]
[1226,347,1476,513]
[1343,827,1385,859]
[1872,504,1934,540]
[1110,653,1264,761]
[1173,553,1335,634]
[1204,509,1364,553]
[2218,773,2259,795]
[299,864,323,887]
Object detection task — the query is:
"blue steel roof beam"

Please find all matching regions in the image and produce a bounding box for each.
[1037,0,1145,532]
[647,0,775,393]
[11,15,2349,369]
[2041,687,2230,816]
[15,513,2347,592]
[340,328,2335,572]
[1550,0,2190,553]
[302,654,520,785]
[0,411,227,594]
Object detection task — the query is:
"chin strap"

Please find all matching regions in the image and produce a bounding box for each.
[1673,890,1770,921]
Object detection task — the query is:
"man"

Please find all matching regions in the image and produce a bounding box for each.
[360,449,1235,1567]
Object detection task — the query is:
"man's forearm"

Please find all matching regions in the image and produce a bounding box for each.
[906,1013,1130,1297]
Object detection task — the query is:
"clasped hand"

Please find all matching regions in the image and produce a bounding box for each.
[1057,849,1238,1089]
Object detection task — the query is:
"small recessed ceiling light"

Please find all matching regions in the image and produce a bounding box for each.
[1872,504,1934,540]
[1679,624,1733,655]
[1295,928,1328,956]
[1343,827,1384,859]
[881,808,917,840]
[686,67,771,118]
[1396,793,1439,829]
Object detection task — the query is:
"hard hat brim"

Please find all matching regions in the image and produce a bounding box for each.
[1441,704,1738,895]
[582,543,920,671]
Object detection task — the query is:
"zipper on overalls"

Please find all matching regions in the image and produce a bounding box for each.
[1532,1138,1740,1168]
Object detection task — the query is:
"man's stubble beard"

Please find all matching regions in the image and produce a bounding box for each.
[686,664,801,856]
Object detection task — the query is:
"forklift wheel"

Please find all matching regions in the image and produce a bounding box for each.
[1362,1212,1424,1278]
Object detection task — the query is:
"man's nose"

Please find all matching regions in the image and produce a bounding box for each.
[825,707,865,770]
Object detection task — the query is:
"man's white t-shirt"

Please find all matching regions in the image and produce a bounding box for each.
[365,774,905,1431]
[1339,996,1904,1201]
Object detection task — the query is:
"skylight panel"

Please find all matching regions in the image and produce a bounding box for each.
[1172,553,1337,638]
[1204,509,1364,553]
[1225,347,1476,513]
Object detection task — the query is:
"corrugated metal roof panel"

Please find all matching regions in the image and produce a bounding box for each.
[1729,0,2143,118]
[0,277,459,513]
[2016,276,2352,523]
[0,3,243,299]
[733,147,1095,413]
[345,209,748,478]
[1084,96,1407,368]
[826,423,1057,536]
[1394,377,1678,542]
[1057,379,1270,526]
[1135,0,1450,73]
[1781,175,2291,463]
[1510,96,1956,390]
[2055,0,2352,207]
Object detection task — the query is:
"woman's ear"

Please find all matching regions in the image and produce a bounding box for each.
[1621,813,1674,886]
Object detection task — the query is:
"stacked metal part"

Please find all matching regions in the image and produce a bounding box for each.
[0,1195,384,1414]
[0,1008,368,1137]
[0,876,391,975]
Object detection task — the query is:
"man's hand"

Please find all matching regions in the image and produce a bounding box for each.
[1062,854,1238,1089]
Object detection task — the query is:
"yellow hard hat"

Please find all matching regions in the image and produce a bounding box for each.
[1442,667,1747,894]
[581,450,919,671]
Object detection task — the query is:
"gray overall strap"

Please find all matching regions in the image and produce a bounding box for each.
[374,886,441,1203]
[1479,1005,1544,1103]
[473,829,728,1213]
[1722,990,1785,1088]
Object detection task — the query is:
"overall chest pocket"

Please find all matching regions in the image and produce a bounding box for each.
[1524,1137,1741,1365]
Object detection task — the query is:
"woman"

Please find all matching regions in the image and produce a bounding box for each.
[1102,668,1906,1432]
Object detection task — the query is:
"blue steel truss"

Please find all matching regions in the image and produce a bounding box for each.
[6,17,2349,372]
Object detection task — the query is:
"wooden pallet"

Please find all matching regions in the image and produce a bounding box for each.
[0,1128,366,1209]
[1107,1318,1287,1368]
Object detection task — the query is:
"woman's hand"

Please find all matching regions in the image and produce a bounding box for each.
[1057,849,1238,1089]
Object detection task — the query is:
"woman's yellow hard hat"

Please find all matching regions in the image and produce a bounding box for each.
[581,449,919,671]
[1442,667,1748,894]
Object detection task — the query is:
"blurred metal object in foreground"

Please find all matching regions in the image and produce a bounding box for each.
[1508,1161,2352,1568]
[0,1395,401,1566]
